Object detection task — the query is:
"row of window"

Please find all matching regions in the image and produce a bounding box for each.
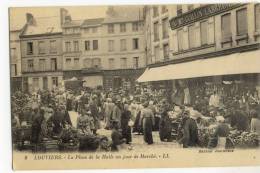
[26,40,57,55]
[64,57,140,69]
[176,5,260,52]
[64,22,143,35]
[108,38,139,52]
[107,22,143,34]
[65,40,79,52]
[26,58,57,72]
[152,5,169,17]
[84,38,139,52]
[154,17,169,41]
[32,76,59,91]
[154,43,169,61]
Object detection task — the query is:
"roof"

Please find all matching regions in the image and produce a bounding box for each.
[22,16,62,36]
[81,18,104,27]
[103,6,144,24]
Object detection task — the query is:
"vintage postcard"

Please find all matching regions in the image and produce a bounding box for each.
[10,3,260,170]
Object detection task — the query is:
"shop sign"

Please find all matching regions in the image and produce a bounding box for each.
[170,4,244,30]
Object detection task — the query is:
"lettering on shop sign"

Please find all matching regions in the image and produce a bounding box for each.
[169,4,245,30]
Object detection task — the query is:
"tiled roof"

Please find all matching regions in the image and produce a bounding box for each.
[23,16,62,36]
[81,18,104,27]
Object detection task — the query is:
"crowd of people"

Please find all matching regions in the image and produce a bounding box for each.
[11,81,260,152]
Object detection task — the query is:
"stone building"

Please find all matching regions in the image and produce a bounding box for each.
[10,26,23,92]
[20,13,63,93]
[139,4,260,101]
[61,6,146,91]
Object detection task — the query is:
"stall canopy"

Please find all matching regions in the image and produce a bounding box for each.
[137,50,260,82]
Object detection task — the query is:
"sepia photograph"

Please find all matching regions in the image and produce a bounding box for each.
[9,2,260,170]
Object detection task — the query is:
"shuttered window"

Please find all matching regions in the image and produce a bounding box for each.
[221,13,232,39]
[236,8,248,36]
[177,29,184,51]
[188,24,196,48]
[200,21,208,45]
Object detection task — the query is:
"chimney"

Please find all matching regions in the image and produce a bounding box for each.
[26,13,34,25]
[60,8,69,25]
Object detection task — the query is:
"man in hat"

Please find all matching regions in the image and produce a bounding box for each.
[104,98,114,129]
[140,101,155,144]
[182,108,200,148]
[111,100,122,128]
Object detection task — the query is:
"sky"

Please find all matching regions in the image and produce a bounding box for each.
[9,6,108,30]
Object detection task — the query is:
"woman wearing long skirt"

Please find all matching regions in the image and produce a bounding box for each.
[140,102,155,144]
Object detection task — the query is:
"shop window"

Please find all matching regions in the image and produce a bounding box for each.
[120,23,126,32]
[133,38,139,50]
[236,8,248,36]
[221,13,232,40]
[27,42,33,54]
[93,40,98,50]
[85,40,90,51]
[200,21,208,45]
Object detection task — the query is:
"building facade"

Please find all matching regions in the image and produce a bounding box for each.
[140,3,260,103]
[145,3,260,65]
[10,28,23,92]
[20,13,63,93]
[61,6,146,91]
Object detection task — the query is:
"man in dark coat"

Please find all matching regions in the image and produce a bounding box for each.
[121,104,132,144]
[159,109,172,142]
[182,113,199,148]
[140,102,155,145]
[89,97,99,135]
